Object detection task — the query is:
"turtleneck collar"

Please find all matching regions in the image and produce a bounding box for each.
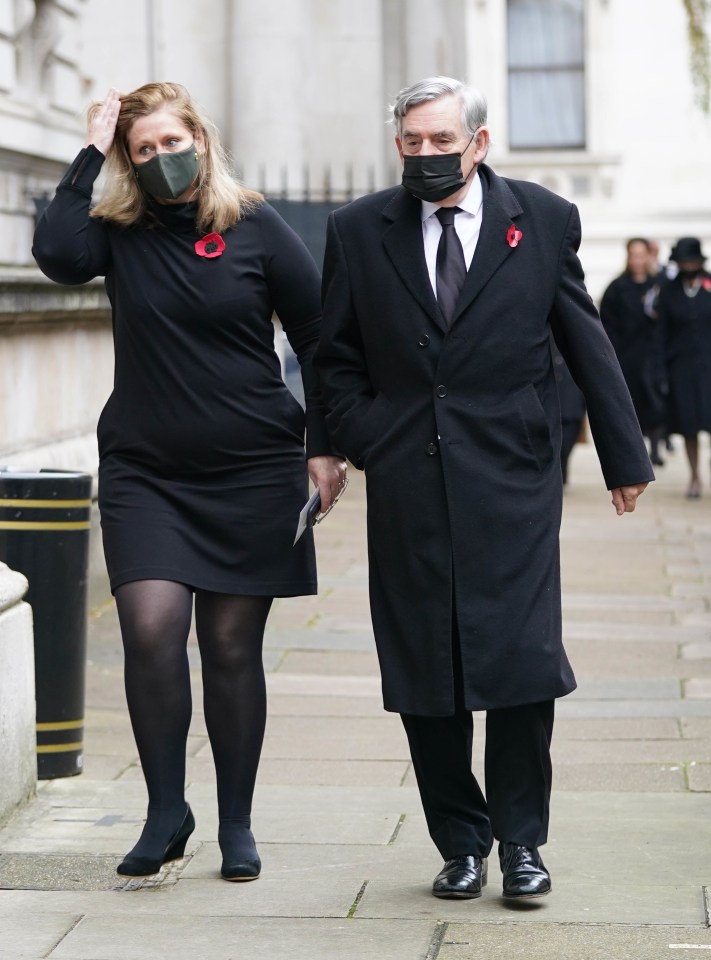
[147,199,199,233]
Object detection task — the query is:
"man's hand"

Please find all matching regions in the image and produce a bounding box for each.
[308,456,347,513]
[611,482,648,516]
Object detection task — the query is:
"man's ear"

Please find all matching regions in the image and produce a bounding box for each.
[395,136,404,163]
[472,127,490,162]
[474,127,490,163]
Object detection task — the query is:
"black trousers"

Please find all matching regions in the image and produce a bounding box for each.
[401,591,556,860]
[401,699,554,859]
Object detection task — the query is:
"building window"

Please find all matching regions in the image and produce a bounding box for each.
[507,0,585,149]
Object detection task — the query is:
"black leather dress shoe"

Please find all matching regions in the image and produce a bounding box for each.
[432,855,488,899]
[499,842,551,898]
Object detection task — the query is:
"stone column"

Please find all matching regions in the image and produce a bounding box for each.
[0,562,36,824]
[229,0,386,198]
[381,0,469,183]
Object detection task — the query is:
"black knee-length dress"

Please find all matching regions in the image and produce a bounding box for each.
[32,146,333,595]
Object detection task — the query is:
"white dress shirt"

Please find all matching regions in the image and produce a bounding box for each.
[421,173,484,297]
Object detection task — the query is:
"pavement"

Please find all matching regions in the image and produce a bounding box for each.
[1,435,711,960]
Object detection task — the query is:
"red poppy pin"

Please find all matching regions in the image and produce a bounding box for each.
[703,277,711,292]
[507,224,523,248]
[195,233,226,258]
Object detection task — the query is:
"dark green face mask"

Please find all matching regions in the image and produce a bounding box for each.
[134,143,199,200]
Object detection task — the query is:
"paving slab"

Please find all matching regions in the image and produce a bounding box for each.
[554,717,681,740]
[552,739,711,764]
[562,606,676,624]
[688,763,711,791]
[266,693,385,717]
[439,923,711,960]
[0,911,81,960]
[0,853,127,891]
[682,642,711,660]
[265,672,382,696]
[547,790,711,829]
[551,763,687,792]
[686,679,711,699]
[563,622,711,643]
[682,717,711,738]
[672,582,711,600]
[569,678,681,700]
[276,650,381,676]
[562,593,704,614]
[75,754,136,782]
[401,760,689,793]
[47,916,437,960]
[159,871,360,919]
[255,758,410,787]
[180,841,441,883]
[255,715,410,761]
[263,628,376,652]
[354,879,706,925]
[557,699,711,719]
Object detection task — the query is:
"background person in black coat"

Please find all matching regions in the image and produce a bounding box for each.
[315,76,653,903]
[600,238,667,465]
[657,237,711,498]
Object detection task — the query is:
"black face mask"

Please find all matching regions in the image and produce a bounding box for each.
[401,134,476,202]
[678,268,702,280]
[133,143,199,200]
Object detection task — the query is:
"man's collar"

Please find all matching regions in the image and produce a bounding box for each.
[420,171,483,222]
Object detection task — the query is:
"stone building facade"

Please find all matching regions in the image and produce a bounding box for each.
[2,0,711,473]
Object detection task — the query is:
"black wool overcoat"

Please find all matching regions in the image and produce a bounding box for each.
[657,274,711,435]
[315,164,654,716]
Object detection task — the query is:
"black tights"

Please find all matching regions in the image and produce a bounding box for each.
[114,579,272,864]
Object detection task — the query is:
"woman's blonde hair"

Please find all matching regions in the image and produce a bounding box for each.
[89,82,261,233]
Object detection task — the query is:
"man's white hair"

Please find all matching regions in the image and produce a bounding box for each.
[389,76,488,138]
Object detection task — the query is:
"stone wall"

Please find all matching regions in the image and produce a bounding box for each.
[0,275,112,479]
[0,562,35,825]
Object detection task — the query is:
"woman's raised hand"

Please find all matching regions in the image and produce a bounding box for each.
[84,87,122,156]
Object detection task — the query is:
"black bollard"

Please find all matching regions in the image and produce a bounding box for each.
[0,470,92,778]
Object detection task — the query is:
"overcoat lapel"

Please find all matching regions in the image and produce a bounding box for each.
[382,188,448,333]
[452,164,525,322]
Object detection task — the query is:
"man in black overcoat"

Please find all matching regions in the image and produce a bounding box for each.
[315,77,653,901]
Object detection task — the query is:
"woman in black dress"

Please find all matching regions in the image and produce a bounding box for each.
[657,237,711,498]
[600,238,666,465]
[33,83,345,881]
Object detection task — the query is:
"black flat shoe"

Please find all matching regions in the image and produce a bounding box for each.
[499,842,551,899]
[116,805,195,878]
[432,855,488,899]
[221,858,261,882]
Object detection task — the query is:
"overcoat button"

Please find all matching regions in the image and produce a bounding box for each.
[425,442,438,456]
[436,385,447,397]
[418,334,430,347]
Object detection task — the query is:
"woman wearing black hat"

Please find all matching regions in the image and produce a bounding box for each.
[657,237,711,498]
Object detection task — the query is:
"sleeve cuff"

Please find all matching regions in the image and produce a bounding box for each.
[305,409,338,459]
[58,145,106,196]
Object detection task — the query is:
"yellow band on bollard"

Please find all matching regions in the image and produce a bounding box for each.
[0,499,92,509]
[0,521,91,531]
[36,742,83,754]
[36,720,84,731]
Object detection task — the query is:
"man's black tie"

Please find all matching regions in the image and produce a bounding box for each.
[435,206,466,326]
